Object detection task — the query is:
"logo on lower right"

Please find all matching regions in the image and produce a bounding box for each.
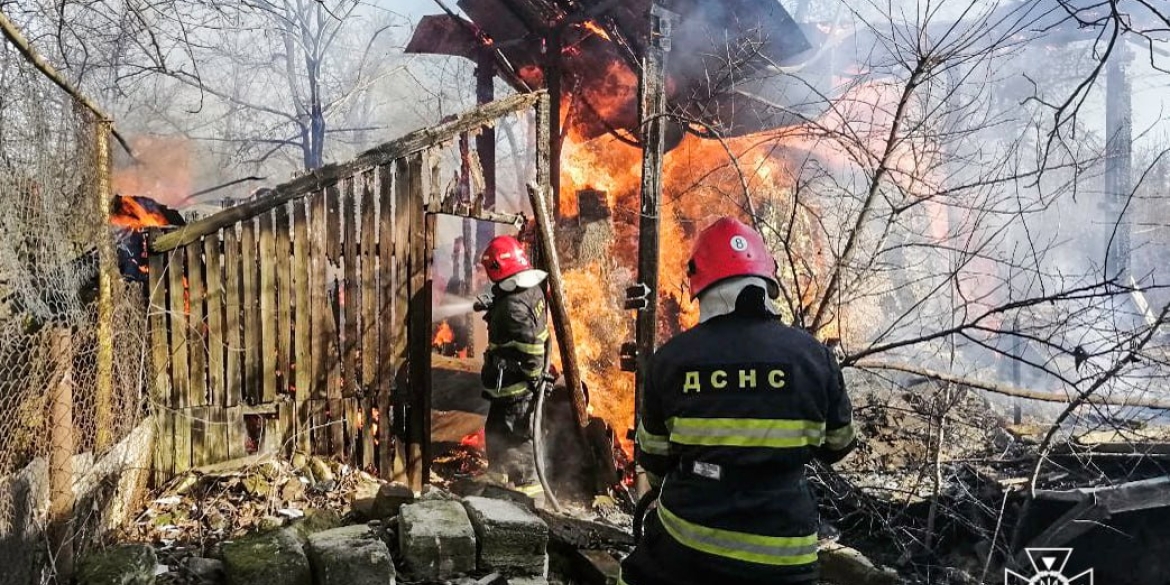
[1006,548,1093,585]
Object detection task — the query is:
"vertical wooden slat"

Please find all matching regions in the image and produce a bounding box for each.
[376,163,396,478]
[310,190,328,401]
[325,185,345,455]
[167,247,189,409]
[293,201,312,454]
[226,406,248,460]
[155,411,175,485]
[223,227,242,407]
[277,401,295,457]
[275,205,292,395]
[191,407,208,467]
[208,407,228,464]
[405,152,433,491]
[259,211,278,403]
[174,411,192,475]
[186,240,207,407]
[360,171,378,469]
[342,177,360,401]
[310,400,331,455]
[391,158,414,483]
[241,220,259,405]
[204,233,225,406]
[148,250,174,485]
[260,416,282,455]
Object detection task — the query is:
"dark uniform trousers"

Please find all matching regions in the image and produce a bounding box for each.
[480,284,549,491]
[620,289,856,585]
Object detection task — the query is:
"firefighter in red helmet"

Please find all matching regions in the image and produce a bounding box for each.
[620,217,856,585]
[475,235,550,501]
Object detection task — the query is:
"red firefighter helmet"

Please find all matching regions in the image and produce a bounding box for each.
[481,235,532,283]
[687,217,779,299]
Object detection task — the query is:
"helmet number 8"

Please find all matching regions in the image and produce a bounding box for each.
[730,235,749,252]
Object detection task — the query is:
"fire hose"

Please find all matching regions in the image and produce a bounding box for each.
[633,486,660,544]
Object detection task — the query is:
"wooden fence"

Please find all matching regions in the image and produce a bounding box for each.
[147,93,543,489]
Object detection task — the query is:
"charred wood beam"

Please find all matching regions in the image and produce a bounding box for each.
[632,3,675,444]
[430,0,531,91]
[855,360,1170,410]
[527,182,589,432]
[151,92,541,253]
[425,202,526,227]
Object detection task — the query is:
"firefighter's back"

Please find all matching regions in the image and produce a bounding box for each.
[640,312,848,584]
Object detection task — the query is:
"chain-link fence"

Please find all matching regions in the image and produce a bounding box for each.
[0,25,149,585]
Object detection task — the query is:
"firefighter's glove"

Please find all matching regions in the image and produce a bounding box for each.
[473,292,495,312]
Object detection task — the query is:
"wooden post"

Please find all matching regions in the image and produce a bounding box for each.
[94,120,115,452]
[633,3,675,444]
[48,327,74,581]
[527,184,589,434]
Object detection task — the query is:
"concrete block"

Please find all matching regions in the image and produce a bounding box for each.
[398,500,477,579]
[462,496,548,576]
[306,524,395,585]
[221,528,311,585]
[77,544,158,585]
[505,578,549,585]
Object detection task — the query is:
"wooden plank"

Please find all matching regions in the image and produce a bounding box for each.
[208,407,228,465]
[360,170,378,469]
[329,398,346,459]
[277,401,295,457]
[342,176,360,400]
[324,185,344,455]
[204,233,225,405]
[185,240,208,407]
[310,400,331,456]
[149,92,541,253]
[309,190,328,400]
[292,200,312,454]
[259,211,278,403]
[344,397,361,461]
[223,227,242,407]
[260,415,282,455]
[174,409,192,475]
[167,247,190,409]
[376,163,396,478]
[392,157,415,483]
[147,248,172,419]
[191,406,209,468]
[153,410,174,487]
[275,205,292,395]
[226,406,248,460]
[240,219,259,405]
[406,152,434,491]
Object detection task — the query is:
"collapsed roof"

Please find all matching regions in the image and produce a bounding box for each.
[407,0,842,144]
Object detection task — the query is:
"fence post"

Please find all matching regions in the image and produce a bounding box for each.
[95,120,115,452]
[48,328,75,582]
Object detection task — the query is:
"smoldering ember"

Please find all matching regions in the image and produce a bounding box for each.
[5,0,1170,584]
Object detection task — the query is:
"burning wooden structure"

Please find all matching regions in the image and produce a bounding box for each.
[146,94,545,490]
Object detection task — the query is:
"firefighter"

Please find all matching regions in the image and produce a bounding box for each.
[620,217,857,585]
[476,234,550,502]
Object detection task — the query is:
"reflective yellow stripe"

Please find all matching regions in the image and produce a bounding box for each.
[657,503,818,566]
[825,423,856,450]
[487,381,530,398]
[636,421,671,456]
[488,329,549,355]
[666,417,825,448]
[616,570,631,585]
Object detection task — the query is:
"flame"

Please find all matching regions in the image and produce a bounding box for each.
[460,429,486,451]
[433,321,455,347]
[552,63,942,456]
[111,195,173,229]
[579,20,611,41]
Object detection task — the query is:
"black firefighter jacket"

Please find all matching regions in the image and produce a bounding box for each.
[634,289,856,583]
[480,284,550,400]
